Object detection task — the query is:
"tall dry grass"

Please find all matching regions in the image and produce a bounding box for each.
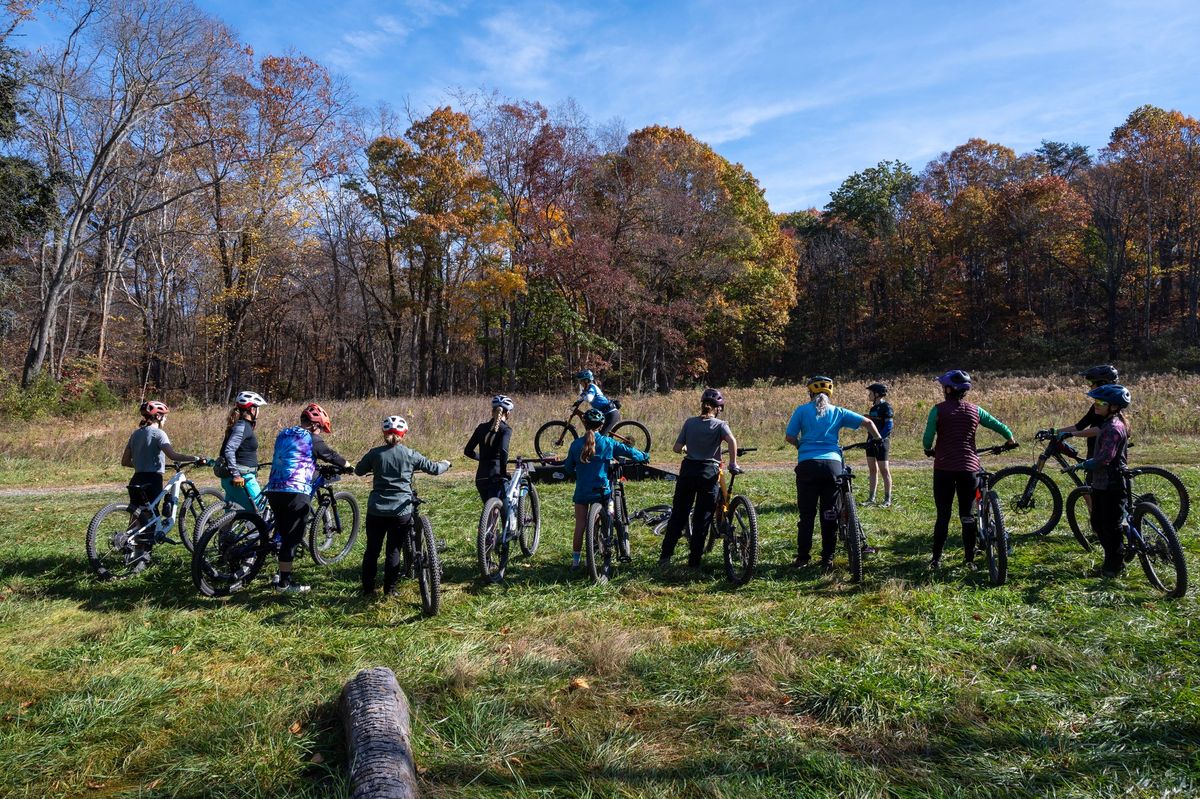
[3,372,1200,486]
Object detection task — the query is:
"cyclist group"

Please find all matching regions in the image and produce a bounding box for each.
[118,363,1141,593]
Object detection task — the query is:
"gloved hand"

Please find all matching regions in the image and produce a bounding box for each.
[1055,429,1072,440]
[924,448,936,458]
[1070,458,1096,473]
[729,464,744,475]
[436,460,452,475]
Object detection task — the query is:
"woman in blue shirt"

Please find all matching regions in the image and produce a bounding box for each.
[573,369,620,435]
[563,408,649,570]
[785,376,881,572]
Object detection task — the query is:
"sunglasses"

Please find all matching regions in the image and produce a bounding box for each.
[1092,399,1110,408]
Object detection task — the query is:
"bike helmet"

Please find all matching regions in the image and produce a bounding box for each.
[235,390,267,409]
[300,402,332,433]
[866,382,888,396]
[382,415,409,435]
[574,369,594,382]
[491,394,514,411]
[937,370,972,390]
[700,387,725,407]
[1087,383,1131,410]
[139,400,169,420]
[1080,364,1119,386]
[582,408,606,427]
[807,376,834,396]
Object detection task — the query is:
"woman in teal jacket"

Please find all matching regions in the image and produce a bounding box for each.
[562,408,648,570]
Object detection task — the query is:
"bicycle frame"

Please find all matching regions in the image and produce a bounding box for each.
[129,465,195,541]
[1030,433,1086,485]
[498,458,534,545]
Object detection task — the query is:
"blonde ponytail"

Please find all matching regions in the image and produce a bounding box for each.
[582,430,596,463]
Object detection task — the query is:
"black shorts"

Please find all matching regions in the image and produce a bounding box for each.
[865,437,890,461]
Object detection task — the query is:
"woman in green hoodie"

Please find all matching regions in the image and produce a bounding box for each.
[354,415,451,596]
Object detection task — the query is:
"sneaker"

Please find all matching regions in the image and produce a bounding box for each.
[658,556,672,569]
[819,559,834,574]
[861,544,876,557]
[880,500,892,509]
[569,559,581,572]
[275,582,310,593]
[792,555,811,569]
[862,498,876,507]
[927,558,942,571]
[1101,567,1123,579]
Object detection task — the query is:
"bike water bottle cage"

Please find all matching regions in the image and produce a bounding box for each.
[807,376,834,396]
[1086,383,1130,410]
[937,370,972,390]
[1080,364,1118,386]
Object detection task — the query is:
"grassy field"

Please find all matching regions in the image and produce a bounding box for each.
[1,462,1197,797]
[3,372,1200,488]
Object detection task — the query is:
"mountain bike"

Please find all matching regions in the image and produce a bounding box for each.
[190,465,359,597]
[637,448,759,585]
[477,456,543,582]
[990,429,1188,538]
[833,443,869,582]
[85,460,220,580]
[406,487,443,616]
[534,402,651,460]
[192,465,360,570]
[1065,467,1193,562]
[972,443,1017,586]
[1065,466,1188,597]
[583,458,635,584]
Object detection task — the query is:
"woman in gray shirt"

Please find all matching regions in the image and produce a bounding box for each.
[658,389,740,570]
[121,400,203,512]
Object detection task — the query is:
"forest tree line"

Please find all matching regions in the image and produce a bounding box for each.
[1,0,1198,408]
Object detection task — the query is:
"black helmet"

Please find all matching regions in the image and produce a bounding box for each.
[701,387,724,407]
[582,408,606,426]
[866,382,888,396]
[1080,364,1118,385]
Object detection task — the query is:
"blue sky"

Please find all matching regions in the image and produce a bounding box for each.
[21,0,1200,211]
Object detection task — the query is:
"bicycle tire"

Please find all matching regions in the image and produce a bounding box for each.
[610,420,651,453]
[178,486,224,553]
[585,503,614,584]
[989,466,1062,538]
[477,497,504,580]
[983,490,1008,587]
[842,492,863,584]
[191,509,269,597]
[1064,486,1094,551]
[416,515,441,615]
[1132,502,1187,598]
[1129,466,1190,531]
[518,482,541,557]
[308,491,360,565]
[534,421,577,460]
[86,502,151,581]
[723,495,759,586]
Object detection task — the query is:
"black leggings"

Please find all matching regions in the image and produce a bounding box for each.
[266,491,311,566]
[1089,487,1126,573]
[363,513,414,592]
[795,459,842,561]
[932,470,979,561]
[660,461,719,566]
[476,477,505,502]
[601,408,620,435]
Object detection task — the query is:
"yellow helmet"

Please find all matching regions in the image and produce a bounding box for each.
[807,375,834,396]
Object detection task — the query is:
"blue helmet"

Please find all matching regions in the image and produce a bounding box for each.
[937,370,972,390]
[1087,383,1131,410]
[574,369,594,382]
[582,408,606,426]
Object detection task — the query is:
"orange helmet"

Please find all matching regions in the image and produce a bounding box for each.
[139,400,169,420]
[300,402,332,433]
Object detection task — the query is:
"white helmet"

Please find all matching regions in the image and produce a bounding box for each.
[235,391,267,409]
[382,415,408,435]
[491,394,514,411]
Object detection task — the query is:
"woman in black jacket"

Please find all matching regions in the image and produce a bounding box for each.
[464,395,514,502]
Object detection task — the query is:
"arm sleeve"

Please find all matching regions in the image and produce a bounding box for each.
[978,408,1014,440]
[223,423,245,466]
[785,407,803,439]
[311,434,348,467]
[1075,411,1091,431]
[674,421,687,449]
[840,409,866,431]
[498,426,512,465]
[922,406,939,451]
[581,386,597,404]
[563,444,578,475]
[413,450,449,476]
[879,403,894,438]
[614,441,650,463]
[354,449,376,477]
[1094,426,1122,466]
[463,427,482,461]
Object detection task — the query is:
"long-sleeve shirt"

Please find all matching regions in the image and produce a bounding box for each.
[265,427,347,494]
[355,444,449,516]
[577,382,615,413]
[1091,416,1128,491]
[464,421,511,481]
[221,419,259,471]
[922,400,1012,472]
[563,435,648,504]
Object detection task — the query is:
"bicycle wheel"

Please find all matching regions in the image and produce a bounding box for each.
[477,497,505,580]
[842,492,863,584]
[723,495,759,586]
[1130,467,1190,532]
[86,503,153,581]
[1132,502,1187,598]
[989,466,1062,538]
[416,515,442,616]
[1064,486,1095,551]
[534,421,577,460]
[308,491,360,565]
[517,482,541,557]
[610,420,651,453]
[982,491,1008,586]
[191,510,269,597]
[584,504,614,584]
[178,486,224,553]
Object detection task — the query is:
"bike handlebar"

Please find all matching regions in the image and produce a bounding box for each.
[975,442,1020,455]
[736,447,757,456]
[842,442,869,452]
